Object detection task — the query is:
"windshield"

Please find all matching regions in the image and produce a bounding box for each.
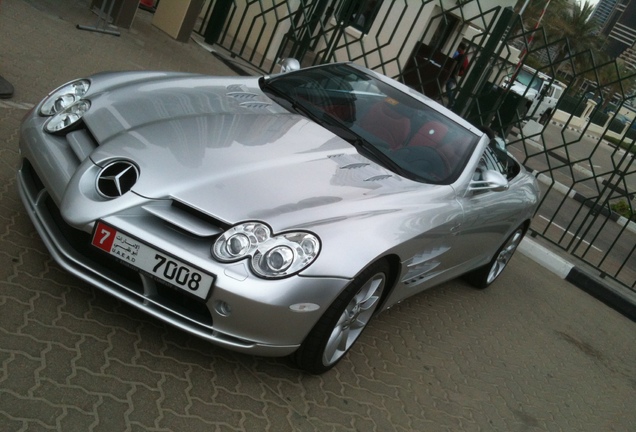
[515,69,544,92]
[261,64,478,185]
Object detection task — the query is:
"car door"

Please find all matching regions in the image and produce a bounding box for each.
[453,145,522,269]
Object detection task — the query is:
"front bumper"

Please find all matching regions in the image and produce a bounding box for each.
[17,119,350,357]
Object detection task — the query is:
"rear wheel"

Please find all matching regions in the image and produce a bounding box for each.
[293,260,389,374]
[465,225,526,289]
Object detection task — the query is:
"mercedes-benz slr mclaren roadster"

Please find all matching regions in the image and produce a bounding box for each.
[17,62,539,373]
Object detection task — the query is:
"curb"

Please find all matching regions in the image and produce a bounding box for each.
[549,120,605,143]
[518,238,572,278]
[519,238,636,322]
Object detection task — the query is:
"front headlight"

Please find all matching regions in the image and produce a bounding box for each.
[212,222,321,279]
[44,100,91,134]
[40,79,90,116]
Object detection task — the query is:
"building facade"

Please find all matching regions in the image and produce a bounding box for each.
[599,0,636,64]
[590,0,618,31]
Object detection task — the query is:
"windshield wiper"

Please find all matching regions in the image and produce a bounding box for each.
[329,125,415,180]
[259,77,329,126]
[352,139,418,180]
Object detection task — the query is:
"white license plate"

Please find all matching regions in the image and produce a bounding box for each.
[91,221,213,300]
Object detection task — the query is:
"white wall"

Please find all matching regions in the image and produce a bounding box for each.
[214,0,517,75]
[326,0,517,77]
[220,0,300,63]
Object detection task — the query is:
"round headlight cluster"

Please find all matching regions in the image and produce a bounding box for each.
[44,100,91,133]
[39,79,90,134]
[212,222,320,278]
[40,80,90,116]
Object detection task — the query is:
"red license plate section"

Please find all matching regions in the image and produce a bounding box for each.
[91,221,213,300]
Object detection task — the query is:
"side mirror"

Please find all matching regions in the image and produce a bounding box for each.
[469,170,509,192]
[279,58,300,73]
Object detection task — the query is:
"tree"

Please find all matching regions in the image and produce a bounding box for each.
[513,0,606,94]
[588,58,636,111]
[546,0,600,65]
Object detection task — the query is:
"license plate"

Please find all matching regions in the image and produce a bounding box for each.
[91,221,213,300]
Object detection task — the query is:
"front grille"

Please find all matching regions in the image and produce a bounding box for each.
[22,170,215,328]
[155,282,212,319]
[21,159,45,194]
[44,197,145,295]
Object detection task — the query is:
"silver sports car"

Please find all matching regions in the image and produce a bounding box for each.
[17,62,539,373]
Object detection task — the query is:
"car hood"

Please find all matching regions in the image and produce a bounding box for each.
[509,82,537,100]
[83,75,426,228]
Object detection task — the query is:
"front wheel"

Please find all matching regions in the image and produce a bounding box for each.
[465,225,526,289]
[293,260,389,374]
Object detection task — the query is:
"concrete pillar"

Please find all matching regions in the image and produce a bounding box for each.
[582,99,596,122]
[152,0,205,42]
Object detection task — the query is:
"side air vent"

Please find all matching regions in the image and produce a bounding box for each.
[341,163,370,169]
[364,174,393,182]
[227,91,260,101]
[226,84,248,92]
[239,101,272,110]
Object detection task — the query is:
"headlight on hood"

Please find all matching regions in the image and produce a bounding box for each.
[40,79,90,116]
[212,222,321,279]
[44,99,90,134]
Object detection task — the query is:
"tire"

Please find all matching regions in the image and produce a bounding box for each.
[293,260,389,374]
[464,225,527,289]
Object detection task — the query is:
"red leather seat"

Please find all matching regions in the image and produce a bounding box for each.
[323,104,356,123]
[359,102,411,150]
[407,121,448,148]
[408,121,452,175]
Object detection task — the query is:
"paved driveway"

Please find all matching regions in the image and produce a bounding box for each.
[1,1,635,431]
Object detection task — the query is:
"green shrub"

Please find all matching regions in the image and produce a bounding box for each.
[608,118,627,133]
[603,136,636,153]
[557,94,587,117]
[611,200,635,221]
[590,110,609,126]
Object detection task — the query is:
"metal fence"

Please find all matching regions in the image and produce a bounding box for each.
[196,0,636,291]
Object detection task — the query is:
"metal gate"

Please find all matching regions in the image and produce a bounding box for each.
[196,0,636,292]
